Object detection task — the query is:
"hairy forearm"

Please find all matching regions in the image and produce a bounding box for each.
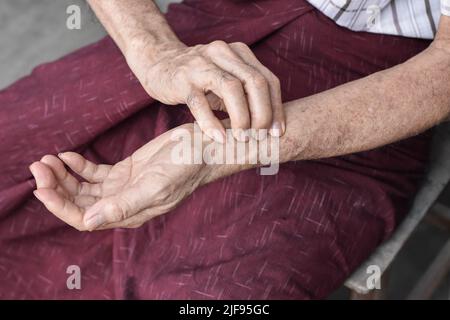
[201,41,450,183]
[282,16,450,163]
[87,0,183,63]
[285,45,450,161]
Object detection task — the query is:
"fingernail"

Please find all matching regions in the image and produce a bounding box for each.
[270,122,282,137]
[84,214,105,230]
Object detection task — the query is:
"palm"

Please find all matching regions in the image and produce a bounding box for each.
[30,126,205,231]
[100,158,134,197]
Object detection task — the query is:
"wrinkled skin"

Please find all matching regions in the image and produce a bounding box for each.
[127,40,285,141]
[30,124,208,231]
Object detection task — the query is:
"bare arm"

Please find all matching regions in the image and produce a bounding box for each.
[206,17,450,181]
[87,0,286,142]
[87,0,181,64]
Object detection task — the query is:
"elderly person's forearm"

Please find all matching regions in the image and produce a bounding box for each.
[86,0,182,61]
[204,33,450,182]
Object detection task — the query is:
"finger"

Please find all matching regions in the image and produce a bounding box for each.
[230,42,285,136]
[205,41,273,135]
[205,92,226,112]
[186,89,226,143]
[41,154,102,197]
[31,159,74,200]
[33,188,86,231]
[97,207,154,230]
[193,67,250,141]
[82,186,150,231]
[58,152,111,183]
[29,161,57,189]
[40,154,79,195]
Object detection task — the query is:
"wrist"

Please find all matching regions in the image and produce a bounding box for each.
[178,101,311,187]
[196,126,282,184]
[172,121,293,186]
[125,31,186,67]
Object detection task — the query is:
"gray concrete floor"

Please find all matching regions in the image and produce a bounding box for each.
[1,0,448,300]
[0,0,180,90]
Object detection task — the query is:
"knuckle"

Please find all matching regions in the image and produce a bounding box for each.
[169,67,189,84]
[209,40,228,52]
[230,41,248,50]
[269,75,281,88]
[220,74,242,91]
[249,74,267,89]
[104,202,125,222]
[189,56,207,66]
[192,44,204,52]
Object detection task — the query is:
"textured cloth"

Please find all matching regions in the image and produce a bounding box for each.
[306,0,448,39]
[0,0,432,299]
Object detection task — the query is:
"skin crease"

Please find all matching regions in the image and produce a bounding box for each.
[85,0,286,142]
[30,10,450,231]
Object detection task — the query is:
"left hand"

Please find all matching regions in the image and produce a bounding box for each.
[30,124,208,231]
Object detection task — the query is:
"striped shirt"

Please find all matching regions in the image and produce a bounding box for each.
[306,0,450,39]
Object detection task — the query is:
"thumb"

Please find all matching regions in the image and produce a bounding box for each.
[83,188,145,230]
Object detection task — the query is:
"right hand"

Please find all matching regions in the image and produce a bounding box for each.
[126,40,285,142]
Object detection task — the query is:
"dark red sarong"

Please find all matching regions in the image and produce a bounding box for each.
[0,0,432,299]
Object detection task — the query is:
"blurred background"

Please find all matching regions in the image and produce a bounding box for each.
[0,0,448,299]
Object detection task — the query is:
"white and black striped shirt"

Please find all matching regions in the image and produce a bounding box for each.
[306,0,450,39]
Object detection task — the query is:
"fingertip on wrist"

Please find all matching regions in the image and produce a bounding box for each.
[270,121,285,137]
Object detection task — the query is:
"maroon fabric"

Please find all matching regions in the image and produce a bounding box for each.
[0,0,432,299]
